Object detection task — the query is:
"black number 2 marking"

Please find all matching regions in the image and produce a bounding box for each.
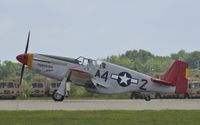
[140,79,148,91]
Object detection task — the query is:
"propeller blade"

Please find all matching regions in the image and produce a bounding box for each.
[19,31,30,85]
[25,31,30,54]
[19,64,25,85]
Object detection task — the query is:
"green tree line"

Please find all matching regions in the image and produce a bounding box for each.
[107,49,200,75]
[0,61,38,82]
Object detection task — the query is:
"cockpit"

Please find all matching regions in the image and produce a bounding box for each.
[75,56,106,69]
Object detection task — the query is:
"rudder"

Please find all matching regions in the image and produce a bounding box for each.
[161,60,188,94]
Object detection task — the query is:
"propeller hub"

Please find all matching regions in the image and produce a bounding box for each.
[16,54,28,65]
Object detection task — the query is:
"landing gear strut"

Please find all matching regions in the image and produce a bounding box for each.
[52,71,70,101]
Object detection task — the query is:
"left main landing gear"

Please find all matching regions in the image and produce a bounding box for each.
[52,71,70,101]
[52,91,65,101]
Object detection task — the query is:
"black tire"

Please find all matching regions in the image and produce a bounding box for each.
[144,96,151,101]
[52,90,64,101]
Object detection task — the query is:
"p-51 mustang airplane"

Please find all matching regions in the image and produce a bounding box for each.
[16,32,188,101]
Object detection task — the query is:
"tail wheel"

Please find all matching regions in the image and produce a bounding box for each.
[144,96,151,101]
[52,90,64,101]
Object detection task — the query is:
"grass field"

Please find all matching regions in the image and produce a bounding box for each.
[0,110,200,125]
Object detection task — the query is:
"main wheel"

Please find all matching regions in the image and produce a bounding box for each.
[52,91,64,101]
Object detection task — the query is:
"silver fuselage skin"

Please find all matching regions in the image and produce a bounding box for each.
[30,54,175,94]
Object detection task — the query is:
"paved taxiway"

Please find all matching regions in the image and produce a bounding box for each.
[0,99,200,110]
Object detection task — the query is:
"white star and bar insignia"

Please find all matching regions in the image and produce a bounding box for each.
[111,72,138,87]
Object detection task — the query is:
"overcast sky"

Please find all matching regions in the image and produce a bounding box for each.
[0,0,200,62]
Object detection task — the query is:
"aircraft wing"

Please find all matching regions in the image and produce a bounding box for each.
[69,68,109,88]
[69,68,93,85]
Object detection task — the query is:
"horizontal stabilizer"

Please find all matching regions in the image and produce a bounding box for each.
[151,78,175,86]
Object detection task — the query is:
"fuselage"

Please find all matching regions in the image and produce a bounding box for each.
[17,53,176,94]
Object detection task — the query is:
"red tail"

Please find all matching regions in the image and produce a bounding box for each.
[162,60,188,94]
[152,60,188,94]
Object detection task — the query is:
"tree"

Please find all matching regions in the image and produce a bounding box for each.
[171,50,188,60]
[0,61,20,80]
[186,51,200,69]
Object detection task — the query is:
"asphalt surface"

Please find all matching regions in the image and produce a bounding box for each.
[0,99,200,110]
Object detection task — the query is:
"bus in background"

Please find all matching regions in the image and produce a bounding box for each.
[29,82,49,97]
[49,82,61,96]
[0,81,19,99]
[14,82,22,96]
[29,77,49,97]
[185,82,200,98]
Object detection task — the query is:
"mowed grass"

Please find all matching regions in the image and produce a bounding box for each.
[0,110,200,125]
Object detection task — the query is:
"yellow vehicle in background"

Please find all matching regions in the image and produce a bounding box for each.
[185,82,200,98]
[49,82,61,96]
[29,82,49,97]
[0,81,19,99]
[14,83,22,96]
[29,77,50,97]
